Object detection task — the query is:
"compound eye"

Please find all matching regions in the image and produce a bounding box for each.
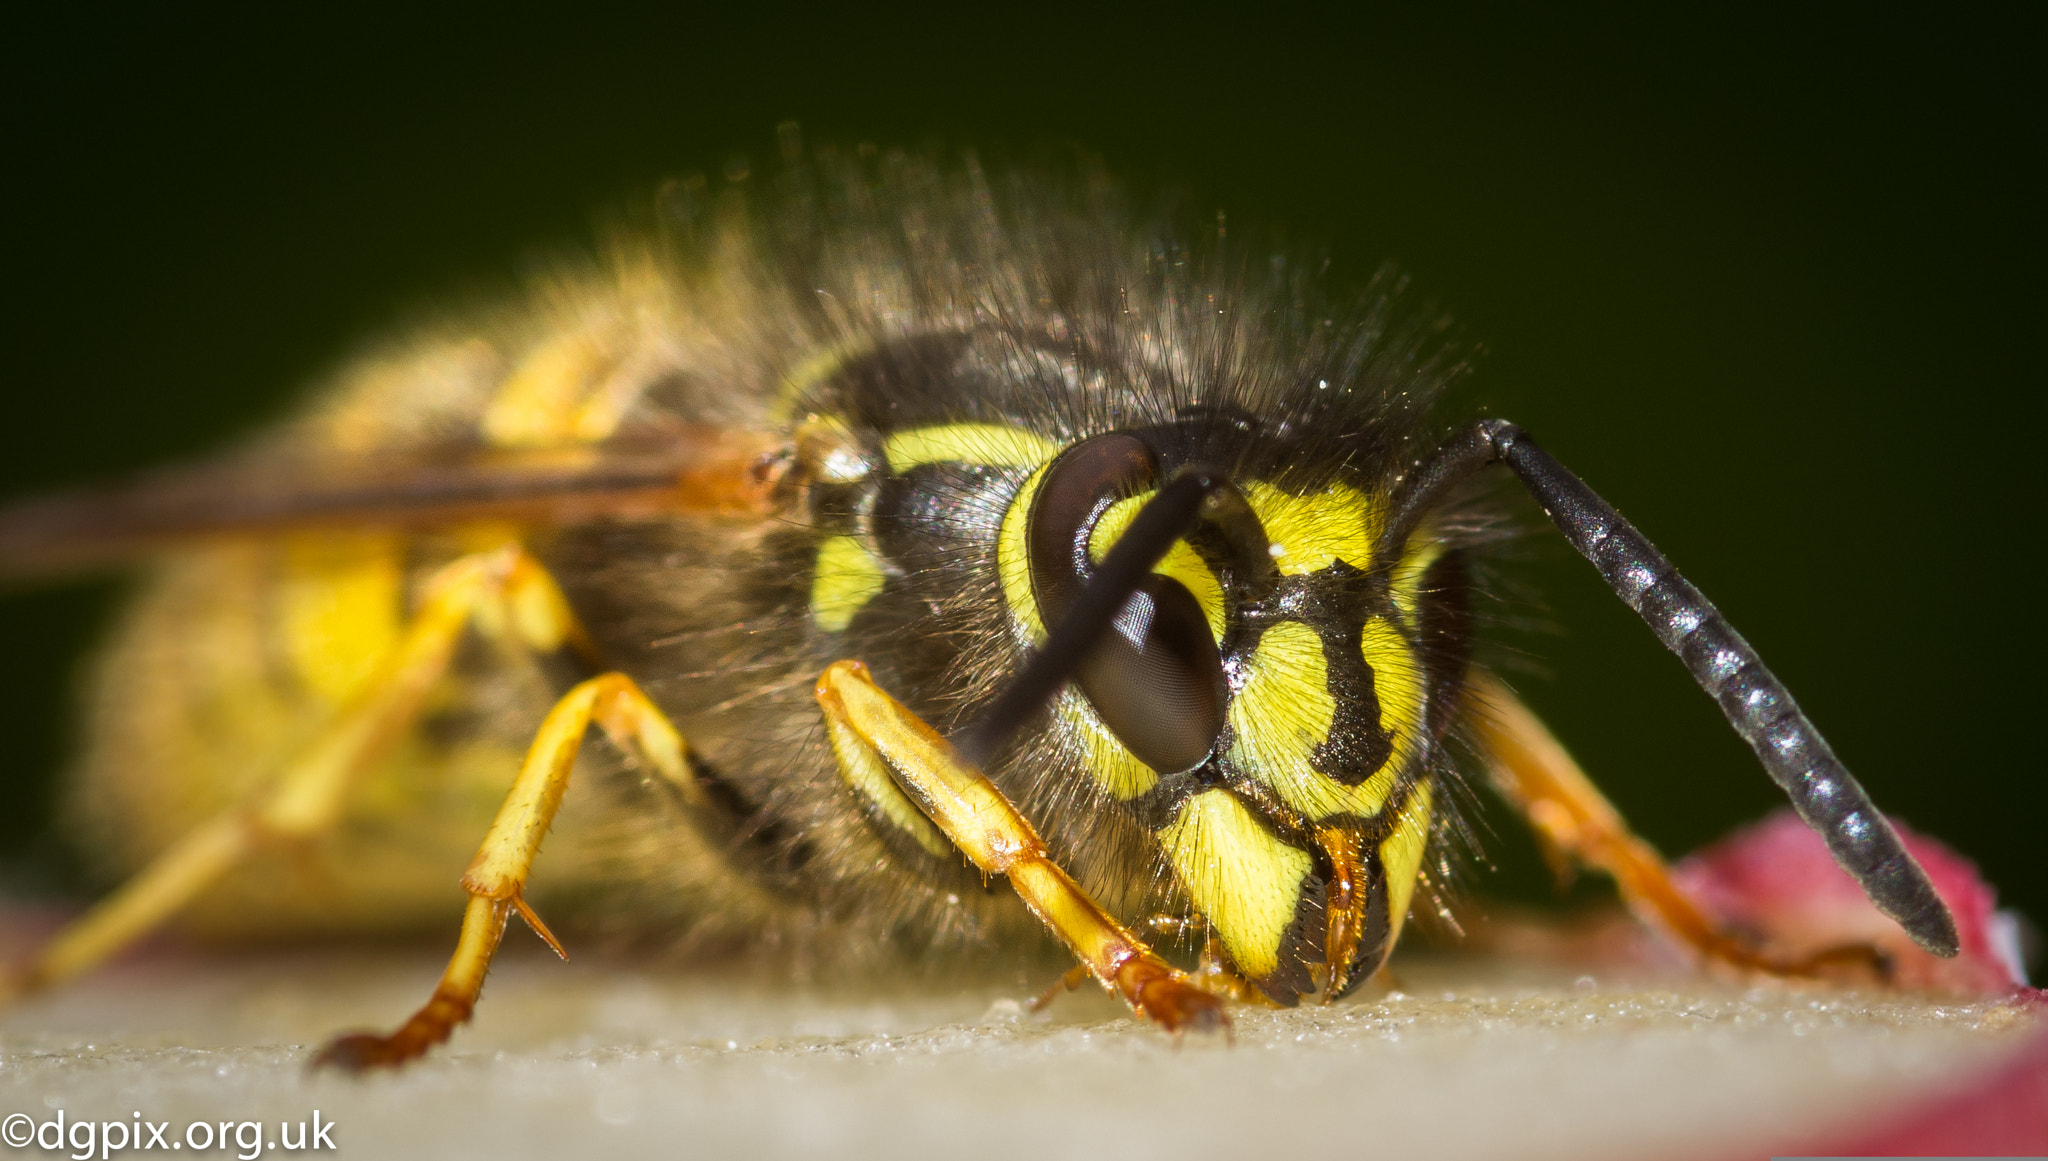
[1027,433,1226,774]
[1077,574,1225,772]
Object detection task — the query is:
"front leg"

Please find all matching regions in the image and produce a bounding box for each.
[815,660,1227,1034]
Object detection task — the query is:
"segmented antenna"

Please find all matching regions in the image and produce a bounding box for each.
[1385,419,1959,957]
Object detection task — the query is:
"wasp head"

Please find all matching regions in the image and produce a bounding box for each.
[997,423,1469,1003]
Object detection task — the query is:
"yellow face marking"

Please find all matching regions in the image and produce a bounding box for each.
[1087,493,1226,643]
[810,535,888,633]
[1388,526,1445,634]
[1378,781,1435,949]
[1158,789,1312,979]
[997,454,1428,814]
[822,700,951,858]
[1226,622,1399,820]
[996,461,1054,645]
[1056,688,1158,799]
[1361,616,1427,774]
[279,532,403,703]
[884,423,1062,474]
[1244,480,1383,577]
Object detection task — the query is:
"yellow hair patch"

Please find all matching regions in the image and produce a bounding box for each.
[996,461,1054,645]
[1226,622,1399,820]
[810,535,888,633]
[884,423,1061,474]
[1243,480,1384,578]
[1378,781,1435,949]
[1388,526,1445,635]
[482,331,617,448]
[1158,789,1312,979]
[1361,616,1427,773]
[1055,688,1158,800]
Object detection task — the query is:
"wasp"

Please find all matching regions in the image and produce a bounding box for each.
[0,147,1957,1068]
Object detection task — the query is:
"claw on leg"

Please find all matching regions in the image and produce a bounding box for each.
[1028,964,1091,1013]
[313,671,689,1070]
[312,896,509,1071]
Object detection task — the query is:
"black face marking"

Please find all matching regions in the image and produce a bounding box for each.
[1229,558,1401,787]
[1121,758,1231,832]
[1310,617,1399,786]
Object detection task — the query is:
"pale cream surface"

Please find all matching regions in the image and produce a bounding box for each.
[0,949,2033,1161]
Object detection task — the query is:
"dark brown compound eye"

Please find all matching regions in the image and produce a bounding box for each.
[1027,433,1226,774]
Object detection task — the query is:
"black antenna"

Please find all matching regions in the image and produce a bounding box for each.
[1384,419,1959,957]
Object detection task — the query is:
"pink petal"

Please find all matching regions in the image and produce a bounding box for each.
[1673,809,2029,996]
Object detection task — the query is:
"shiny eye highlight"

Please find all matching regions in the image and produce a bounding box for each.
[1026,433,1226,774]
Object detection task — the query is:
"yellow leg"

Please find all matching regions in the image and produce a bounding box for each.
[1,545,578,1002]
[1469,670,1884,980]
[313,672,689,1069]
[815,660,1227,1034]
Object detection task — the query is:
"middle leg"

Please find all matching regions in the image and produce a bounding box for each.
[314,671,693,1069]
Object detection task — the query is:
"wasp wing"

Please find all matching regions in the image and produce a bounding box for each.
[0,427,780,579]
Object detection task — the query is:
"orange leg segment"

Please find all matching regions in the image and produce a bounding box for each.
[1468,670,1884,980]
[816,660,1226,1034]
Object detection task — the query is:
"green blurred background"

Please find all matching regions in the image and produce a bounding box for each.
[1,8,2040,937]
